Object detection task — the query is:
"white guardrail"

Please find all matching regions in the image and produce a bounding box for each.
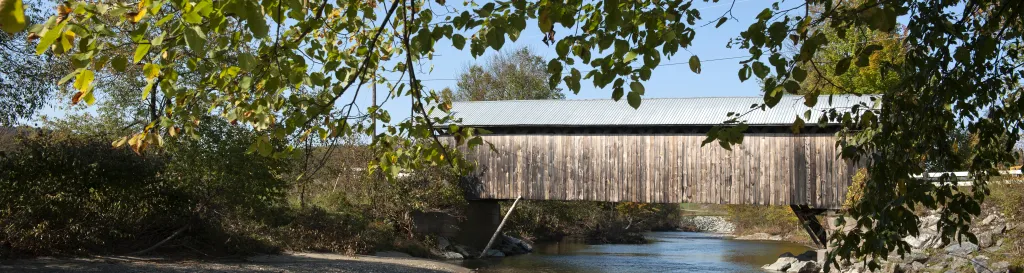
[912,170,1024,186]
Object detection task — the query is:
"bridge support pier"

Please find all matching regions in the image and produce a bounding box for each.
[791,205,828,248]
[456,199,502,250]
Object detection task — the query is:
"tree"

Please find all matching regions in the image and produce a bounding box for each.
[2,0,1024,270]
[0,0,66,125]
[452,47,565,101]
[795,17,906,95]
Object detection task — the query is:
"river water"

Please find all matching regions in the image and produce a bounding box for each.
[460,232,812,273]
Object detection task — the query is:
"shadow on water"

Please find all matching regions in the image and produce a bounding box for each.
[460,232,812,273]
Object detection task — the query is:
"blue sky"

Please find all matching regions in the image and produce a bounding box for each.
[36,0,782,126]
[372,0,774,122]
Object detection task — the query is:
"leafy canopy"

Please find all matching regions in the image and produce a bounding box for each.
[449,46,566,102]
[2,0,1024,270]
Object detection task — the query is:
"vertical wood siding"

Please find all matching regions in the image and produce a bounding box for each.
[458,133,856,209]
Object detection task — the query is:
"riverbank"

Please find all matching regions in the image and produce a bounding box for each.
[0,252,472,273]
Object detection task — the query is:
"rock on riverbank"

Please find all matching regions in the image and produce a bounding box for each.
[762,208,1019,273]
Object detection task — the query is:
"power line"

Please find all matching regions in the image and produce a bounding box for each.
[382,54,753,82]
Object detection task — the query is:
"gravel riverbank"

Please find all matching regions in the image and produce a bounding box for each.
[0,252,472,273]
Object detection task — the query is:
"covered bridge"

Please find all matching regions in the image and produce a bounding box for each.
[445,95,877,210]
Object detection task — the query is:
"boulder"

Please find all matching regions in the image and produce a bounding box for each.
[950,257,968,270]
[795,251,817,262]
[485,249,505,257]
[904,233,935,249]
[453,245,474,257]
[944,241,979,255]
[437,237,451,250]
[498,235,533,255]
[763,257,799,271]
[978,231,995,248]
[786,261,821,273]
[910,261,925,272]
[921,215,940,227]
[436,251,464,260]
[907,250,930,263]
[991,261,1011,272]
[981,215,999,226]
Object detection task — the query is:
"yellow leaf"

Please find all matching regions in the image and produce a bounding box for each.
[112,136,128,147]
[0,0,27,34]
[60,30,75,51]
[73,69,94,92]
[131,0,150,23]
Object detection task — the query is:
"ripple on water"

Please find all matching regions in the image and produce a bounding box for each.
[464,232,812,273]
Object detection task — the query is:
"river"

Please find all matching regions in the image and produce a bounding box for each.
[459,232,812,273]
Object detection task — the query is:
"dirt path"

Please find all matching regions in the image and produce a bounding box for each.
[0,252,473,273]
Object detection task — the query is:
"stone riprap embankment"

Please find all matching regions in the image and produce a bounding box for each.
[762,208,1018,273]
[679,216,735,234]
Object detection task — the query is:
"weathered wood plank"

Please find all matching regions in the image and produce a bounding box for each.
[455,133,853,208]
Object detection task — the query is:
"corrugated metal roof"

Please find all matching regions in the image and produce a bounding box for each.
[439,95,879,127]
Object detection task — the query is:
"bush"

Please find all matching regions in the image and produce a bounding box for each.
[0,121,293,257]
[0,131,180,256]
[726,204,801,236]
[844,168,869,210]
[988,182,1024,266]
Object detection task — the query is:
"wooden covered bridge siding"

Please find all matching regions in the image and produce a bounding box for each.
[460,133,858,209]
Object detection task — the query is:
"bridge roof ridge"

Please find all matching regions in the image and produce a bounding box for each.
[438,94,880,127]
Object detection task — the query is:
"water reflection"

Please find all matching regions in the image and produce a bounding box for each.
[462,232,812,273]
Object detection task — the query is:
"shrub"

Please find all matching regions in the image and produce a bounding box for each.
[844,168,869,210]
[0,132,178,256]
[988,182,1024,266]
[725,204,801,236]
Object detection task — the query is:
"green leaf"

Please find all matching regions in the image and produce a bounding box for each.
[247,7,268,38]
[738,65,751,82]
[112,56,128,72]
[792,66,807,82]
[82,89,95,105]
[0,0,27,34]
[151,32,165,46]
[629,81,645,95]
[834,57,852,75]
[35,21,66,55]
[626,91,641,109]
[783,80,800,93]
[58,69,81,85]
[134,43,151,63]
[752,62,769,79]
[791,117,805,134]
[184,26,207,55]
[612,87,624,101]
[688,55,701,74]
[143,63,160,80]
[715,17,727,28]
[624,51,638,63]
[452,34,466,50]
[468,136,483,148]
